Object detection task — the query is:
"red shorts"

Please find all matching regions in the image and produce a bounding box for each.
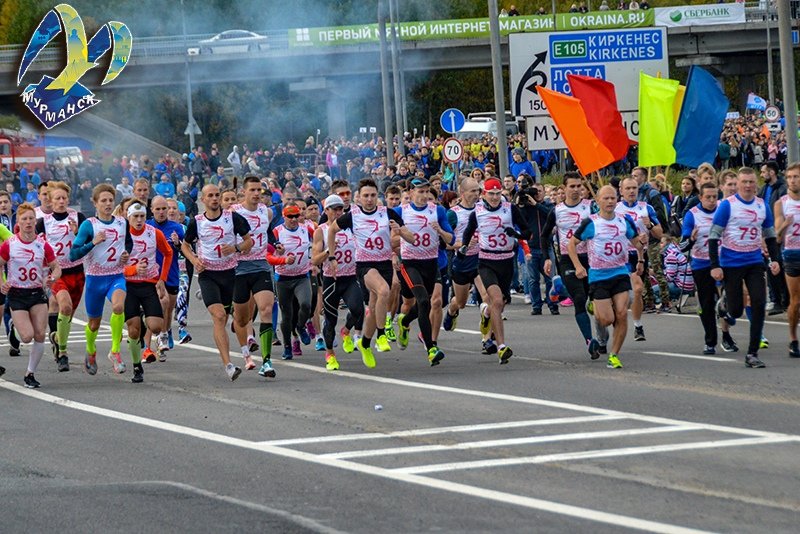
[51,271,86,310]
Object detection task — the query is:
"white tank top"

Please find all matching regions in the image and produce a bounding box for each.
[400,202,439,261]
[5,234,50,288]
[320,222,356,277]
[232,203,271,262]
[451,204,478,256]
[615,201,650,251]
[555,200,592,255]
[86,216,127,276]
[351,204,392,262]
[689,205,715,261]
[779,195,800,251]
[274,224,311,277]
[721,196,766,253]
[195,210,238,271]
[586,214,631,270]
[128,225,160,282]
[42,210,81,269]
[475,200,515,260]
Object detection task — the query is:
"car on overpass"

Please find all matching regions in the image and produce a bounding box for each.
[199,30,268,54]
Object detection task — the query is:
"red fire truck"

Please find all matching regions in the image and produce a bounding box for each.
[0,129,46,172]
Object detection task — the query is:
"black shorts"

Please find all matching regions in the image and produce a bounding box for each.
[478,257,514,301]
[124,282,163,322]
[356,260,394,304]
[627,251,647,274]
[166,285,179,296]
[451,254,479,286]
[7,287,48,311]
[199,269,235,310]
[589,274,632,301]
[785,260,800,278]
[233,270,274,304]
[399,259,440,299]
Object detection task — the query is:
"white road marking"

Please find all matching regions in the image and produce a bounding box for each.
[643,351,736,363]
[0,380,716,534]
[322,425,700,460]
[659,312,788,327]
[396,435,800,475]
[259,414,626,446]
[452,327,481,335]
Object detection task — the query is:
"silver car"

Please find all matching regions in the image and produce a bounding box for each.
[199,30,268,54]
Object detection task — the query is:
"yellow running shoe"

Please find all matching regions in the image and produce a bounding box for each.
[341,327,355,353]
[397,313,409,350]
[428,347,445,366]
[479,302,491,336]
[498,345,513,364]
[356,338,376,368]
[325,352,340,371]
[376,335,391,352]
[606,354,623,369]
[385,316,396,342]
[759,336,769,349]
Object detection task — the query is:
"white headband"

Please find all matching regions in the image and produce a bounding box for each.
[127,203,147,217]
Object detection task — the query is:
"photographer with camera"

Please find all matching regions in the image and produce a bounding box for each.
[514,174,558,315]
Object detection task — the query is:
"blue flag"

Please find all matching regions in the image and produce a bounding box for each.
[673,66,729,168]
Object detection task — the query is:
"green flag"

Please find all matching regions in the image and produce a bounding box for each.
[638,72,679,167]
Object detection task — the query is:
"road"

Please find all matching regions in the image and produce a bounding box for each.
[1,293,799,533]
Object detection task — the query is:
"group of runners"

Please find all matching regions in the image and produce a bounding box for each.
[0,162,797,388]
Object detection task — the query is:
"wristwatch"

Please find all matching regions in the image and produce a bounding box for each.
[328,256,336,261]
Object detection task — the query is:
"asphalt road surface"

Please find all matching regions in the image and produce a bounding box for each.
[2,292,799,533]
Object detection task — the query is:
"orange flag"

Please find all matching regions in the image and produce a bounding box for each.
[761,123,771,140]
[538,86,614,176]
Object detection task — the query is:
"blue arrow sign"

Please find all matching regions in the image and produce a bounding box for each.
[793,29,799,46]
[440,108,465,134]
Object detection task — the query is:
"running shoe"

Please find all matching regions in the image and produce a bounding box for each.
[259,359,276,377]
[498,345,513,364]
[760,336,769,349]
[479,303,491,336]
[721,335,739,353]
[428,347,445,366]
[292,338,302,356]
[157,332,170,352]
[84,352,97,375]
[9,347,20,357]
[356,338,376,368]
[108,351,126,374]
[49,330,58,361]
[465,296,477,307]
[57,354,70,372]
[397,314,410,350]
[282,347,293,360]
[158,348,167,363]
[178,328,192,344]
[607,354,623,369]
[634,325,646,341]
[298,327,311,346]
[524,295,531,304]
[530,308,542,316]
[744,353,766,368]
[315,338,326,351]
[226,363,243,381]
[587,339,601,360]
[325,352,340,371]
[560,298,573,307]
[385,323,396,342]
[598,344,607,355]
[549,306,560,315]
[443,310,458,331]
[23,374,41,389]
[306,321,317,338]
[790,340,800,358]
[375,335,391,352]
[643,304,657,314]
[341,328,355,353]
[243,355,257,371]
[168,330,175,350]
[131,364,144,384]
[482,338,497,355]
[142,348,157,364]
[703,345,716,355]
[248,335,259,355]
[273,338,282,346]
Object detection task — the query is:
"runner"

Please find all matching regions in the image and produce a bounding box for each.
[708,167,782,368]
[169,199,193,344]
[394,178,454,365]
[327,178,414,368]
[569,185,643,369]
[460,178,531,363]
[34,181,52,220]
[36,181,85,372]
[773,162,800,358]
[383,184,403,342]
[123,202,172,383]
[231,175,276,377]
[615,177,663,342]
[312,194,364,370]
[70,183,132,376]
[0,203,61,388]
[181,184,254,381]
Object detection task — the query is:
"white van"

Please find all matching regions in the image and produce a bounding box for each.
[454,115,520,141]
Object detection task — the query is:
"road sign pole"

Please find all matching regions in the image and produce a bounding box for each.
[489,0,509,179]
[778,0,799,162]
[378,1,395,167]
[389,0,404,156]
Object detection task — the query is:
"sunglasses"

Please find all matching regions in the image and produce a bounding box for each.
[285,214,300,219]
[337,191,352,197]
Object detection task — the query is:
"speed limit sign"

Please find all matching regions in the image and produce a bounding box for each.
[765,105,781,122]
[442,137,463,163]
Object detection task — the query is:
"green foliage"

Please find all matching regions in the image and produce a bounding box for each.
[0,114,21,130]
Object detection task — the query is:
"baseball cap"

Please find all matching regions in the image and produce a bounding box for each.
[282,205,301,217]
[324,194,344,209]
[483,178,502,191]
[410,178,430,189]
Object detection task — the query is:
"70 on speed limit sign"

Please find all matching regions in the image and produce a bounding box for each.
[442,137,464,163]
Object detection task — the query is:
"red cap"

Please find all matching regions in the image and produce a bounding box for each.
[283,205,301,217]
[483,178,502,191]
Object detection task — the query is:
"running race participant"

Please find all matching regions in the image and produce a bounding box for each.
[773,162,800,358]
[569,185,642,369]
[34,181,52,220]
[460,178,531,363]
[615,177,662,342]
[231,175,276,377]
[708,167,782,368]
[0,203,61,388]
[170,199,193,344]
[327,178,413,368]
[312,194,364,370]
[123,202,172,383]
[181,184,254,381]
[269,203,314,361]
[541,172,601,358]
[394,178,454,365]
[70,184,132,375]
[383,185,403,342]
[37,181,85,372]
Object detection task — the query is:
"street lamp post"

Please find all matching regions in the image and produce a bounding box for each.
[778,0,799,162]
[489,0,509,178]
[180,0,200,149]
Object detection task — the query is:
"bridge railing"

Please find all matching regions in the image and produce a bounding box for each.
[744,1,800,21]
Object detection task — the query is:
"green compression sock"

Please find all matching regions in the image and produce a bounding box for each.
[260,323,273,362]
[85,325,98,354]
[110,312,124,353]
[128,337,142,364]
[56,313,72,352]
